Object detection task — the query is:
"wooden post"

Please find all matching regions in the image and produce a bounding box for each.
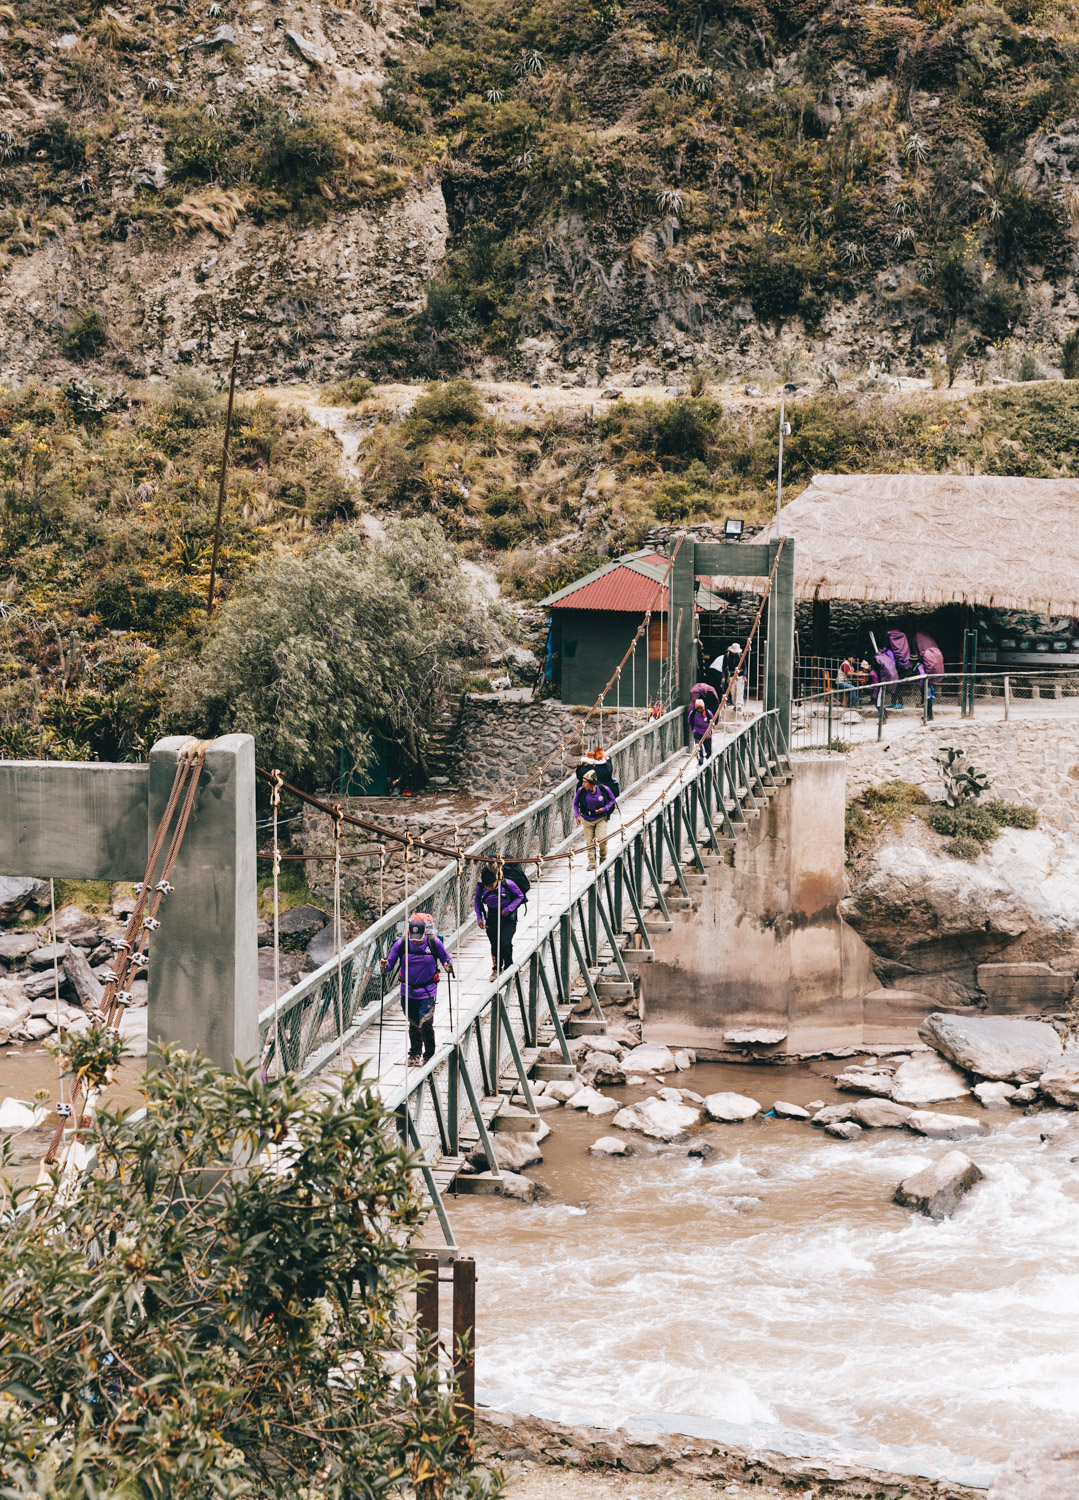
[453,1256,476,1431]
[416,1253,439,1372]
[206,338,240,618]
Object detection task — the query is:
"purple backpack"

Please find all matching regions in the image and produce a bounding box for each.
[887,629,911,672]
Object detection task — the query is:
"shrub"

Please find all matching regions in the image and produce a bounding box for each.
[946,832,984,860]
[408,379,485,432]
[60,306,109,360]
[0,1046,497,1500]
[927,801,1000,842]
[321,375,374,405]
[983,797,1038,829]
[845,801,872,856]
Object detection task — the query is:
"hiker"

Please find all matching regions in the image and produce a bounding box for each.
[727,643,746,717]
[573,767,617,870]
[875,645,901,708]
[914,630,944,720]
[381,916,453,1066]
[687,695,714,763]
[473,864,525,979]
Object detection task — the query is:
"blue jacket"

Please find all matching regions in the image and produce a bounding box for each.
[473,878,524,925]
[573,782,616,822]
[385,932,451,1001]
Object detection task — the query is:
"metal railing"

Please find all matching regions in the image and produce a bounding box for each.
[259,706,687,1079]
[382,709,789,1246]
[790,668,1079,752]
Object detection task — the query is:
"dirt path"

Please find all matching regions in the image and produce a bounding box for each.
[501,1465,792,1500]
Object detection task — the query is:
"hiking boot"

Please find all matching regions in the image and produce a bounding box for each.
[407,1052,422,1066]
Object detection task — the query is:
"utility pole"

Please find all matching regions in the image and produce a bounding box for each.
[207,338,240,618]
[776,400,791,520]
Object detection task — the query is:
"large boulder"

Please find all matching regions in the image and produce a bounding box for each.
[812,1103,855,1126]
[702,1091,761,1123]
[589,1136,635,1156]
[276,905,327,940]
[621,1043,677,1075]
[825,1121,863,1140]
[988,1436,1079,1500]
[889,1051,970,1106]
[973,1080,1016,1108]
[836,1067,894,1096]
[905,1109,989,1141]
[611,1096,700,1142]
[0,877,39,922]
[848,1098,912,1129]
[840,828,1079,1005]
[490,1133,544,1171]
[63,945,104,1011]
[894,1150,984,1219]
[920,1013,1064,1082]
[564,1087,618,1117]
[0,933,40,962]
[772,1100,812,1119]
[49,905,102,946]
[1039,1067,1079,1108]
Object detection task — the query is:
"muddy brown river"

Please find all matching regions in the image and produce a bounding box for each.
[428,1058,1079,1490]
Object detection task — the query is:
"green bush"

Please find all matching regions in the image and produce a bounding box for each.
[0,1047,498,1500]
[983,797,1038,829]
[60,306,109,360]
[408,379,485,432]
[946,832,985,861]
[320,376,374,405]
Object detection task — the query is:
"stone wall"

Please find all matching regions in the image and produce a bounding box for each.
[844,714,1079,831]
[446,699,647,794]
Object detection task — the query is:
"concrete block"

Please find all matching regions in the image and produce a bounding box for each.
[533,1062,576,1080]
[977,962,1073,1011]
[148,736,259,1071]
[0,760,148,880]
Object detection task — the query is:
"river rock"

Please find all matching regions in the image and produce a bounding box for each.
[825,1121,863,1140]
[491,1133,544,1171]
[24,969,71,1001]
[1010,1081,1041,1106]
[545,1078,582,1103]
[836,1068,894,1096]
[1038,1067,1079,1108]
[0,1097,48,1129]
[584,1035,624,1056]
[49,905,101,945]
[894,1150,984,1219]
[582,1055,626,1087]
[612,1096,700,1141]
[848,1098,913,1129]
[0,933,39,962]
[812,1103,855,1126]
[22,1016,53,1040]
[672,1049,695,1070]
[621,1043,677,1074]
[0,877,39,921]
[533,1094,561,1111]
[723,1027,787,1046]
[921,1013,1065,1082]
[469,1170,538,1202]
[890,1051,971,1106]
[63,944,104,1010]
[974,1080,1016,1108]
[27,943,68,969]
[988,1435,1079,1499]
[566,1087,618,1116]
[906,1109,990,1141]
[656,1086,684,1104]
[589,1135,635,1156]
[703,1091,760,1122]
[772,1100,811,1119]
[276,905,327,940]
[306,925,338,967]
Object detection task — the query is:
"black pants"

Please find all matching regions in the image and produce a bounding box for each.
[404,996,436,1061]
[486,913,517,972]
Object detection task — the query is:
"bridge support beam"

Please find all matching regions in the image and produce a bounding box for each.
[0,735,259,1072]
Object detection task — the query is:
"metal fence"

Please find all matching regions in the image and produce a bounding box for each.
[791,668,1079,752]
[259,706,687,1079]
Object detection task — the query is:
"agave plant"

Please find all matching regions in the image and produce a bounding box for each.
[485,87,504,104]
[656,187,685,215]
[514,47,543,76]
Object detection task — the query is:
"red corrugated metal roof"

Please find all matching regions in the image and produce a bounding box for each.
[549,565,669,613]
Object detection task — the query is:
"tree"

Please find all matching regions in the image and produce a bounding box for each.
[0,1040,498,1500]
[170,517,502,784]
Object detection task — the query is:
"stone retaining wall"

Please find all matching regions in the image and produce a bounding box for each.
[446,700,646,794]
[843,715,1079,829]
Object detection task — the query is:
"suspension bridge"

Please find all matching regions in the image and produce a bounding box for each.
[260,704,791,1246]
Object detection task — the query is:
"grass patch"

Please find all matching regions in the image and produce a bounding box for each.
[927,797,1039,858]
[320,376,374,406]
[52,879,124,914]
[256,866,323,920]
[845,779,931,859]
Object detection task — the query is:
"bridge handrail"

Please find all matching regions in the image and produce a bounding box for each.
[259,706,687,1072]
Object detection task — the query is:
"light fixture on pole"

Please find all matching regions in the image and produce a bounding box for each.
[723,517,744,541]
[777,401,792,520]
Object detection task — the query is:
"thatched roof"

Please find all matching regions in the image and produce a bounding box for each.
[742,474,1079,615]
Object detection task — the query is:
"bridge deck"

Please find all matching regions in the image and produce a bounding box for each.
[339,715,751,1100]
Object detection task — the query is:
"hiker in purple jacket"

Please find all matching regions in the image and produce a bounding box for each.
[687,696,714,763]
[573,768,617,870]
[382,917,453,1064]
[473,865,525,978]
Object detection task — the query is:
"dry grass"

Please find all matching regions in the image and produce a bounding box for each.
[171,187,245,238]
[90,7,138,47]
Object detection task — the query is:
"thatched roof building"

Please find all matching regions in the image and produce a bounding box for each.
[736,474,1079,616]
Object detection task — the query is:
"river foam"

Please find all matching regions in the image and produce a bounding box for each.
[442,1064,1079,1487]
